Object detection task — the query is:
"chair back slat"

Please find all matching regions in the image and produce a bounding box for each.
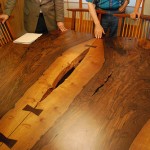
[0,3,14,47]
[0,22,14,47]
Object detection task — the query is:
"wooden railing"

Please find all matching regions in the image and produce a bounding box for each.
[67,8,150,39]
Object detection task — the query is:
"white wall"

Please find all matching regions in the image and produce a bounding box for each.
[128,0,136,6]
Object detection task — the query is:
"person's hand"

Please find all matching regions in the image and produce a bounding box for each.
[94,24,105,38]
[118,5,126,13]
[130,12,141,19]
[57,22,67,32]
[0,14,9,24]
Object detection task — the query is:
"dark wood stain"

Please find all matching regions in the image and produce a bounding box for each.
[22,105,43,116]
[0,133,17,148]
[32,37,150,150]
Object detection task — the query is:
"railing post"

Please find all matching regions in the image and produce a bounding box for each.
[71,11,76,30]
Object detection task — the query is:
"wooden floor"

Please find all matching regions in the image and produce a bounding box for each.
[0,30,150,150]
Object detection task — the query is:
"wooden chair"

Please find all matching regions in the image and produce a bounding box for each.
[67,8,150,39]
[67,8,94,33]
[0,3,14,47]
[114,13,150,39]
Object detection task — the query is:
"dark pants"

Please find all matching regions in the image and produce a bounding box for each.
[100,10,121,37]
[35,13,48,34]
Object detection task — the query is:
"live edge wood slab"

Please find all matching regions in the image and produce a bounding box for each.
[0,30,150,150]
[0,30,94,118]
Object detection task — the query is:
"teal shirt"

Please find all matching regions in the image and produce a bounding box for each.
[86,0,125,10]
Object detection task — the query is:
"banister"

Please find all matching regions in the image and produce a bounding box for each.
[67,8,150,20]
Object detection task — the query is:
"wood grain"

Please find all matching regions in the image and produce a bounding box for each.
[0,35,104,149]
[0,38,96,137]
[130,119,150,150]
[0,30,93,118]
[32,37,150,150]
[0,31,150,150]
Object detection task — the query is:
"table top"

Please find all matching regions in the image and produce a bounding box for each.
[0,30,94,117]
[0,30,150,150]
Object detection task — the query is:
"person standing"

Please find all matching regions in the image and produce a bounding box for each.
[0,0,67,33]
[86,0,130,38]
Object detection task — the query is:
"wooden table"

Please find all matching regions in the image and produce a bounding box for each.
[0,30,96,118]
[0,30,150,150]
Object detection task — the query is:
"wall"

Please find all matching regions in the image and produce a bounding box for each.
[143,0,150,15]
[126,0,136,6]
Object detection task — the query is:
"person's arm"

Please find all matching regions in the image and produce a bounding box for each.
[0,0,16,23]
[119,0,130,12]
[130,0,142,19]
[88,2,105,38]
[54,0,67,32]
